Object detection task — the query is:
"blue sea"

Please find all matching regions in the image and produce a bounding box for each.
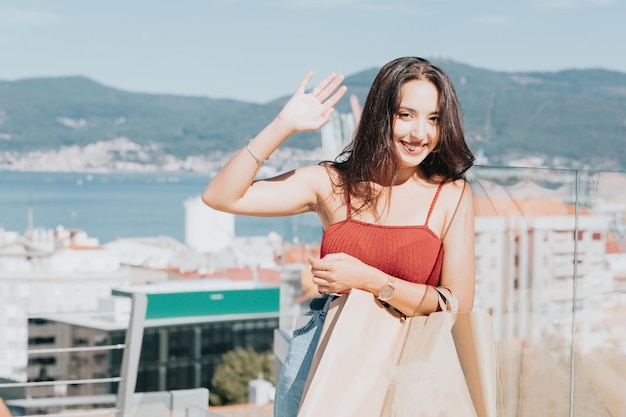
[0,171,324,244]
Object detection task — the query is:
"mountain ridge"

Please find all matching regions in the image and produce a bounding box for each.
[1,58,625,171]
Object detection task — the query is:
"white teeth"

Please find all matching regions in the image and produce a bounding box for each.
[402,141,423,152]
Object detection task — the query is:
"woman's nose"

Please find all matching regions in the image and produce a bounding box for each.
[411,120,427,139]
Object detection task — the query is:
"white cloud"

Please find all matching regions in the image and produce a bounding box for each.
[0,6,59,26]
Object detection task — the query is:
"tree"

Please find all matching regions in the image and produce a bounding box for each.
[210,346,274,406]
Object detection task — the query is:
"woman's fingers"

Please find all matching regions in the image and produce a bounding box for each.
[296,72,315,95]
[308,73,346,103]
[308,256,327,274]
[325,85,348,108]
[278,72,347,132]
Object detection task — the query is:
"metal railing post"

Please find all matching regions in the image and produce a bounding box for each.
[115,293,148,417]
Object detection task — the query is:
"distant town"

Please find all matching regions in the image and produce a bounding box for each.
[0,136,324,176]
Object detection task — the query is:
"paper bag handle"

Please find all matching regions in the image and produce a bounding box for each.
[434,286,459,314]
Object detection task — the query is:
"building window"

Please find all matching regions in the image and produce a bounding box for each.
[33,367,54,382]
[141,331,160,363]
[168,328,194,359]
[28,336,55,345]
[136,367,159,392]
[28,357,56,366]
[74,338,89,346]
[166,364,195,391]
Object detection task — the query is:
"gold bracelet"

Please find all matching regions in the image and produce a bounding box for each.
[246,140,267,167]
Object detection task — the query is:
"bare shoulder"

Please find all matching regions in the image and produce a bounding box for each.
[290,164,337,193]
[280,164,341,207]
[300,164,345,225]
[434,178,474,239]
[439,178,473,208]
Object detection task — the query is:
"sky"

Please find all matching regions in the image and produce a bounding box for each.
[1,0,624,103]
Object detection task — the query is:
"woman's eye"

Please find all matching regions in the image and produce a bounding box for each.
[430,116,440,123]
[398,112,411,119]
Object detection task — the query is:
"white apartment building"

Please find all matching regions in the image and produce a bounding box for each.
[524,215,610,317]
[320,111,355,161]
[474,210,612,348]
[0,227,152,383]
[474,216,517,340]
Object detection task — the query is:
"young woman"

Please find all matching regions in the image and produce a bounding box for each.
[203,57,476,416]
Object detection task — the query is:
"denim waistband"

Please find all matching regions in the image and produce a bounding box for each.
[309,294,340,310]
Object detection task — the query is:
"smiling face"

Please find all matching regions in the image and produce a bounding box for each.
[392,79,440,175]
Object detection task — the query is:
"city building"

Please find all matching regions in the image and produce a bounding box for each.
[0,227,162,384]
[25,278,280,414]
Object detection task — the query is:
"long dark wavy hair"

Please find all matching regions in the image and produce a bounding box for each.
[324,57,474,210]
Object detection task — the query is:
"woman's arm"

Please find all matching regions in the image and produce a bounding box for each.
[437,181,476,312]
[202,72,346,217]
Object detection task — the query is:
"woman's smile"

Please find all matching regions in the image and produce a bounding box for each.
[399,139,428,154]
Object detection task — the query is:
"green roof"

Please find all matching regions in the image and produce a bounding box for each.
[112,284,280,320]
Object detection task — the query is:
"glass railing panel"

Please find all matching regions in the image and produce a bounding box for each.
[571,170,626,417]
[469,166,580,417]
[470,166,626,417]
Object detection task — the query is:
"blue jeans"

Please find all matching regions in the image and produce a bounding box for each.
[274,295,333,417]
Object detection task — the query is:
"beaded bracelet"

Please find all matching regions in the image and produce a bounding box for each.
[246,140,267,167]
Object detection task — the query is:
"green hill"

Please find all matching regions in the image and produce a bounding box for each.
[0,58,625,170]
[434,60,626,169]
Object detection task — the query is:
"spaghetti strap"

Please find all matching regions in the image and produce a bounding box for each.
[424,182,445,226]
[345,192,352,218]
[441,181,468,240]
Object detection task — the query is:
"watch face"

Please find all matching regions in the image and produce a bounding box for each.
[378,285,394,301]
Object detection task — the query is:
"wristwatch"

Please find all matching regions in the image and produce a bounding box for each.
[377,276,395,301]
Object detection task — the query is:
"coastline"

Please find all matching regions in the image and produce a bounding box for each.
[0,137,325,176]
[0,170,324,245]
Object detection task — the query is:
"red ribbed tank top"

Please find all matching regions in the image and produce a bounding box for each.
[320,182,444,286]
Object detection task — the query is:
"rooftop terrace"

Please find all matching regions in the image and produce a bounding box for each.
[1,165,625,417]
